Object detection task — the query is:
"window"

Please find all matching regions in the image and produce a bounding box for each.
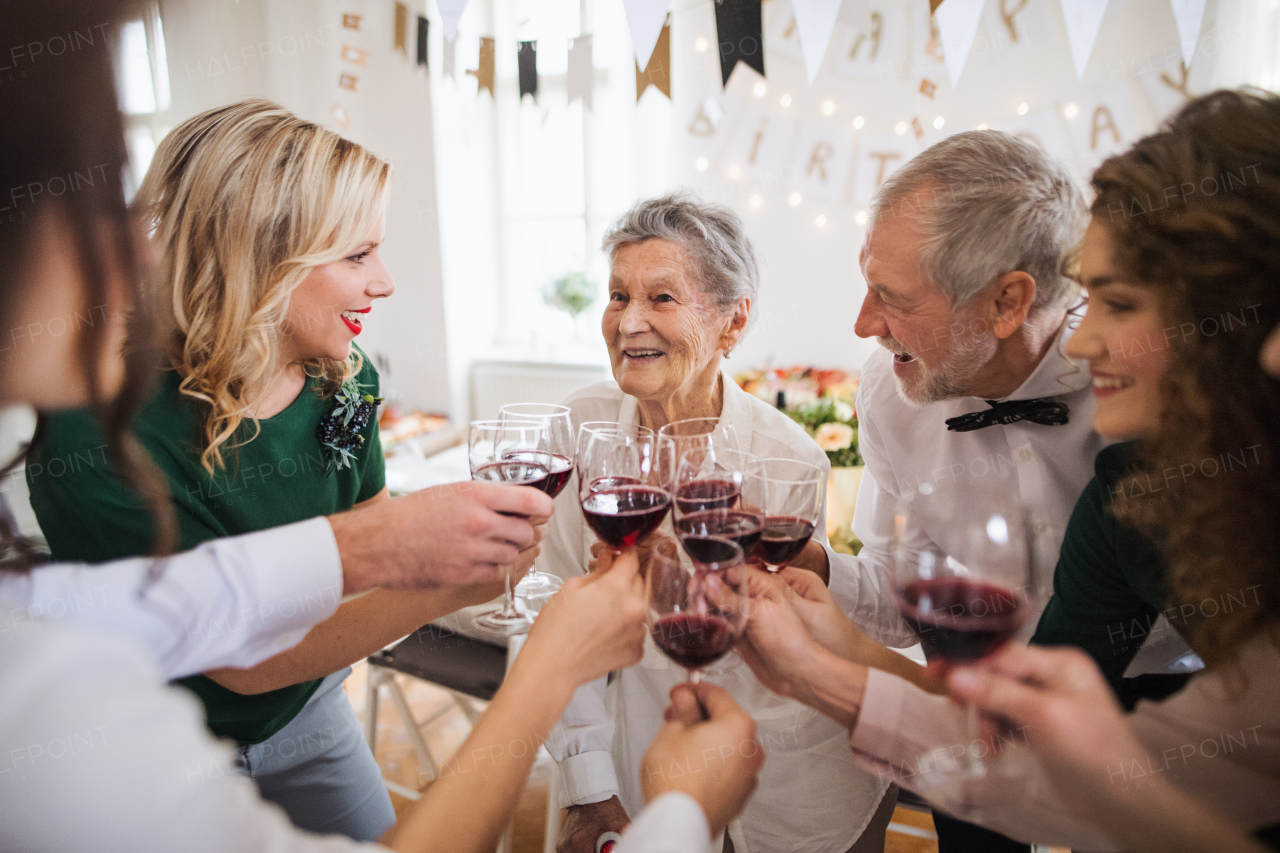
[115,2,171,196]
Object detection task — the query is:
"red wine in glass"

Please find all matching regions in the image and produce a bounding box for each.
[897,578,1024,662]
[651,613,736,669]
[752,516,816,568]
[473,459,551,492]
[674,478,741,513]
[501,450,575,498]
[676,510,764,557]
[581,485,672,550]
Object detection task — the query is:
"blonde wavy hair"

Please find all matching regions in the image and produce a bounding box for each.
[134,99,391,473]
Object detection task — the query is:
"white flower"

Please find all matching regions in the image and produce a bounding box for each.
[833,400,854,422]
[814,422,854,451]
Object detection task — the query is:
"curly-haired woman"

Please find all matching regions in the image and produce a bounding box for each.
[24,99,538,841]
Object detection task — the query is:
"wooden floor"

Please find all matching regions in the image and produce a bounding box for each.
[344,660,947,853]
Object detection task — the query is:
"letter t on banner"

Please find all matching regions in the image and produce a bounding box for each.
[715,0,765,86]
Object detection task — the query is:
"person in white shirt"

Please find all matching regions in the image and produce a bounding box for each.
[0,3,762,851]
[540,193,929,853]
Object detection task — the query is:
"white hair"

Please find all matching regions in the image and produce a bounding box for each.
[870,131,1088,310]
[602,191,759,313]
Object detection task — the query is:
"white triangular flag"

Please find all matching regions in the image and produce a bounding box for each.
[791,0,842,85]
[443,34,456,80]
[437,0,468,42]
[935,0,984,89]
[622,0,670,71]
[1169,0,1206,67]
[568,35,593,110]
[1061,0,1109,80]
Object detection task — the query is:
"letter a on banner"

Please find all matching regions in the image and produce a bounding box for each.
[623,0,671,71]
[791,0,842,84]
[934,0,983,88]
[715,0,765,86]
[1061,0,1109,80]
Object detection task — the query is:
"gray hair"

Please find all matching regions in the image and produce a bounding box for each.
[602,192,759,313]
[870,131,1088,310]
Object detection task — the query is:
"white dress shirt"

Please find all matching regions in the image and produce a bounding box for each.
[0,517,343,679]
[827,322,1109,646]
[541,375,890,853]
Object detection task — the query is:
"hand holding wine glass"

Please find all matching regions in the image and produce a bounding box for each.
[499,403,576,598]
[752,458,824,573]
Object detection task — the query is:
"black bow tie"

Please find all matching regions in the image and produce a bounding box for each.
[945,398,1070,432]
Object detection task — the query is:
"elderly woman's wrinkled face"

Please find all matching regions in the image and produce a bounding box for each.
[603,239,730,402]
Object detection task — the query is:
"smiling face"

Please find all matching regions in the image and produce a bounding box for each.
[602,239,743,406]
[1064,218,1170,439]
[854,197,997,405]
[280,216,394,364]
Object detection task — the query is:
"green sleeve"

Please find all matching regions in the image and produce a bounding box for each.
[26,409,220,562]
[1031,472,1160,686]
[352,349,386,503]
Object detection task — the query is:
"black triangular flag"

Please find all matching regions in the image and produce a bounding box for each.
[518,40,538,100]
[713,0,764,86]
[417,16,429,67]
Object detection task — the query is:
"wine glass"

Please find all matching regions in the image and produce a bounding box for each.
[753,458,825,572]
[578,423,670,553]
[671,447,766,565]
[890,484,1033,814]
[647,535,749,685]
[655,417,737,488]
[499,403,575,597]
[469,419,548,635]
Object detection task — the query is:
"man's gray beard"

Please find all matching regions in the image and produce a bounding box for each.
[893,330,992,407]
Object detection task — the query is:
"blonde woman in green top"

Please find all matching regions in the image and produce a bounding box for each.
[26,100,538,841]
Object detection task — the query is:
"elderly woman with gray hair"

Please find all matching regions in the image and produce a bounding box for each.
[539,193,927,853]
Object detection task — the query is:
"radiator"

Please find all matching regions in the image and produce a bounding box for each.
[469,361,609,421]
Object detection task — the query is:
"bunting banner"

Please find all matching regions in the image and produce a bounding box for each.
[567,35,593,109]
[518,40,538,100]
[394,2,409,57]
[417,16,429,67]
[791,0,842,85]
[1061,0,1109,79]
[622,0,671,71]
[468,37,495,98]
[636,21,671,101]
[934,0,983,88]
[1169,0,1206,66]
[438,0,468,42]
[443,35,457,80]
[714,0,765,86]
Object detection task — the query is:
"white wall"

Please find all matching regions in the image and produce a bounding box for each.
[161,0,453,415]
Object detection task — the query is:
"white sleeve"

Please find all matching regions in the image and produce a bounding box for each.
[0,620,385,853]
[0,517,343,680]
[614,793,714,853]
[824,389,915,647]
[537,486,621,806]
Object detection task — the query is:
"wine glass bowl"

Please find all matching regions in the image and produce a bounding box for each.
[499,404,575,598]
[671,447,766,564]
[577,423,670,552]
[646,536,748,683]
[753,458,824,572]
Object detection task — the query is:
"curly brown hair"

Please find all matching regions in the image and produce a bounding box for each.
[1093,89,1280,670]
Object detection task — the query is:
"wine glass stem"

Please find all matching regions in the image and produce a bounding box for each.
[690,670,702,685]
[498,564,521,618]
[964,701,983,773]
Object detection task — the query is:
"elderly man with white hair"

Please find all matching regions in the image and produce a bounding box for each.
[780,130,1169,851]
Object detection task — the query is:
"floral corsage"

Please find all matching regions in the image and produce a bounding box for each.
[317,377,384,475]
